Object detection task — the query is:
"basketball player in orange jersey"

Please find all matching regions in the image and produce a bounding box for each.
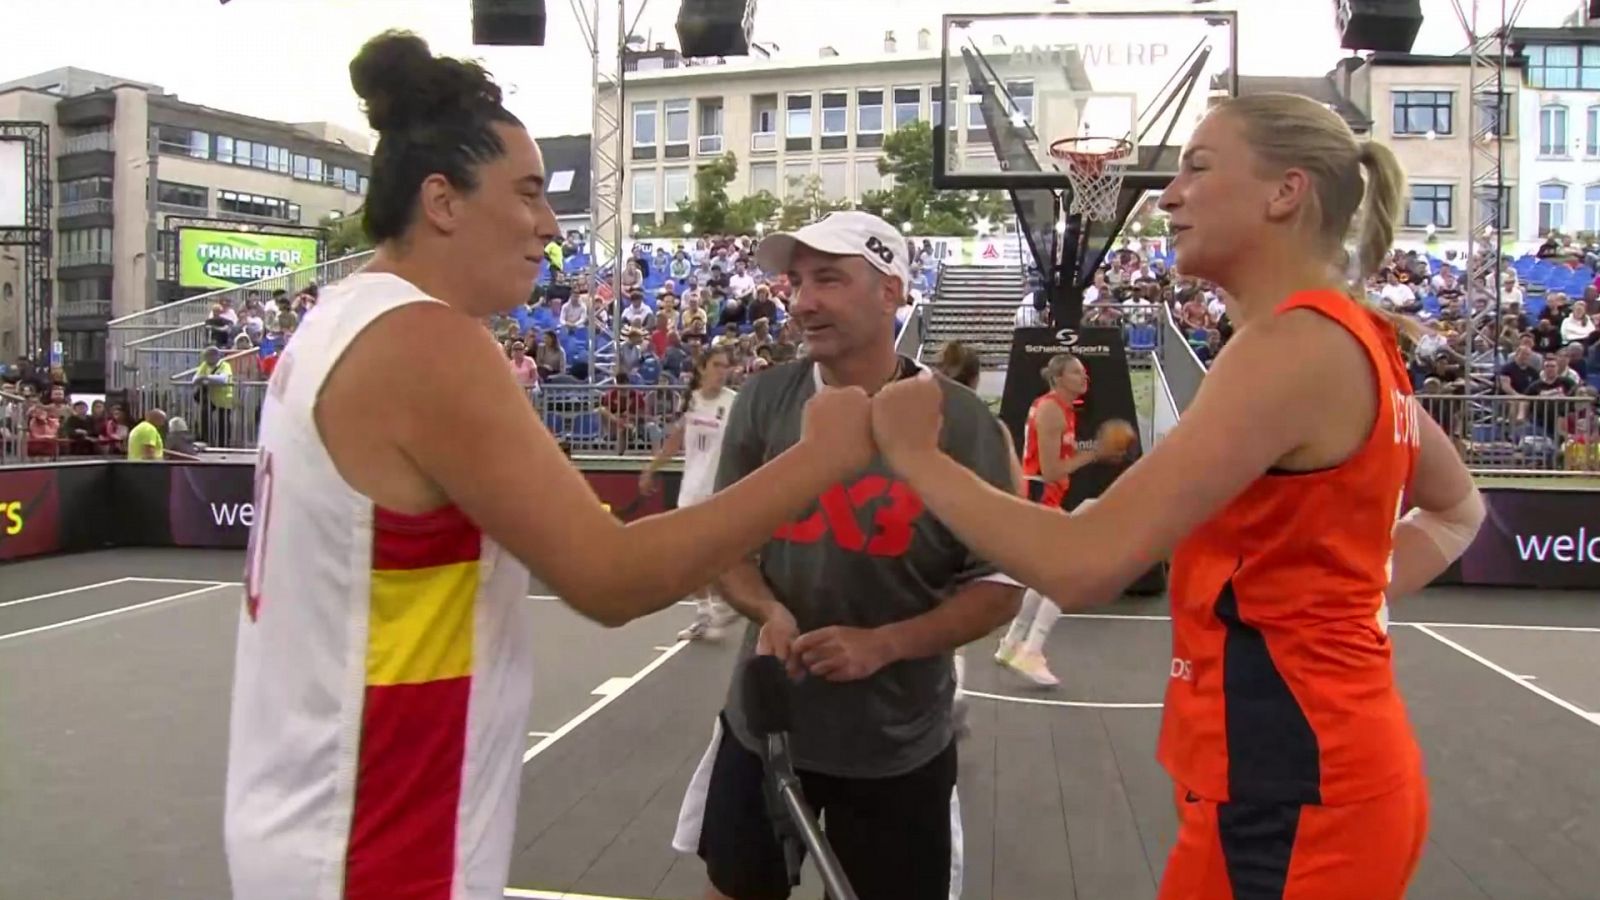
[869,92,1485,899]
[994,353,1115,686]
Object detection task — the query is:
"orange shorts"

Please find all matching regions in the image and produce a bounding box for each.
[1157,778,1428,900]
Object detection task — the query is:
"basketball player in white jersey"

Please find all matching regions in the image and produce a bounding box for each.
[640,346,741,639]
[224,32,872,900]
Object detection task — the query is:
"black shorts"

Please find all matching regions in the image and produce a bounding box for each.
[696,715,957,900]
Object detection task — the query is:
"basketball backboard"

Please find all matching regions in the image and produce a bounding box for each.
[935,8,1238,192]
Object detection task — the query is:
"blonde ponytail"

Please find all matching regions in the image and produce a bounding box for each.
[1354,141,1406,282]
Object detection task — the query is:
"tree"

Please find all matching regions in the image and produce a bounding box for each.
[857,120,1008,236]
[321,211,373,257]
[676,152,740,235]
[777,175,850,231]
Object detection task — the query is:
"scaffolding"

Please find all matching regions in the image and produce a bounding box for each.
[1451,0,1527,391]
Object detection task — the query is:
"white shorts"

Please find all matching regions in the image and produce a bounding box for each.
[677,487,712,509]
[671,716,967,899]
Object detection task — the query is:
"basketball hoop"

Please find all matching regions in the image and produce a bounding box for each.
[1049,136,1134,222]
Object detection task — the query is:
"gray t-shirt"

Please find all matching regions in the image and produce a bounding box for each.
[717,357,1017,778]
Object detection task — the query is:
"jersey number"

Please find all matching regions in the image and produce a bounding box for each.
[695,432,714,453]
[243,450,275,622]
[773,476,923,558]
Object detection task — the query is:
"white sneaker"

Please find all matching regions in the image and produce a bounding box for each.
[993,640,1019,667]
[677,617,712,641]
[1006,650,1060,687]
[708,601,741,629]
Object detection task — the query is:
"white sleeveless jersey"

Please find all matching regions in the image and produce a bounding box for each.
[677,387,737,503]
[224,273,535,900]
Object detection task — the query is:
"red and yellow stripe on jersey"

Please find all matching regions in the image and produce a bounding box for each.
[345,504,481,898]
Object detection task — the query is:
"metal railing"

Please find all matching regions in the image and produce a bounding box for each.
[58,299,113,319]
[136,379,267,452]
[0,390,25,466]
[108,250,374,390]
[60,249,113,268]
[62,132,114,154]
[1419,392,1599,476]
[60,198,114,218]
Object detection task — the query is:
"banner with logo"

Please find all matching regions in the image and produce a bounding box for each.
[967,235,1030,268]
[176,228,320,289]
[998,326,1164,594]
[4,462,1596,592]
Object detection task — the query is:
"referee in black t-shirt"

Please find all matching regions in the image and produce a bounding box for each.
[671,212,1023,900]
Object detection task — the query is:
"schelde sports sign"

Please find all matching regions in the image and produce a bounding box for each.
[177,229,319,289]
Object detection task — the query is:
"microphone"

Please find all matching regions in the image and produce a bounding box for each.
[738,655,858,900]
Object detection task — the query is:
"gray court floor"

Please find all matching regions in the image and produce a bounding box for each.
[2,548,1598,900]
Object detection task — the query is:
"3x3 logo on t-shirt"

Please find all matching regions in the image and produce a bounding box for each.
[773,475,923,557]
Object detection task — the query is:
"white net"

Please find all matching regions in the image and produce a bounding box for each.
[1051,138,1132,222]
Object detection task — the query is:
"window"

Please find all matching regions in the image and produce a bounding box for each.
[548,170,576,193]
[217,190,298,222]
[855,159,882,197]
[1538,183,1568,235]
[857,90,885,134]
[632,102,657,146]
[154,125,210,159]
[358,176,369,195]
[750,162,777,195]
[752,95,778,152]
[292,154,310,180]
[697,100,724,154]
[894,87,921,129]
[251,142,268,169]
[784,160,812,196]
[818,161,848,200]
[966,81,987,130]
[664,168,691,211]
[216,136,235,165]
[1474,184,1513,230]
[1587,107,1599,157]
[825,92,851,140]
[664,99,691,146]
[1526,45,1600,90]
[343,168,359,192]
[1006,80,1035,125]
[59,176,113,203]
[157,181,207,209]
[1475,92,1513,137]
[1540,105,1568,156]
[632,171,657,213]
[309,158,324,183]
[1392,91,1451,136]
[1406,184,1452,230]
[786,95,813,151]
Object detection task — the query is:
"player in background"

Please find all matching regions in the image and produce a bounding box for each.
[641,346,741,639]
[994,353,1115,686]
[870,92,1483,899]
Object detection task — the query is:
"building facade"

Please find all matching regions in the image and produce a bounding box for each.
[1510,27,1600,241]
[0,67,371,389]
[603,30,1004,234]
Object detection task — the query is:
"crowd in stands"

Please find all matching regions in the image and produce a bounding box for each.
[0,358,133,459]
[1025,233,1600,470]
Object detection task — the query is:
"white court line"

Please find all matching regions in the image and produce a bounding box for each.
[0,583,228,644]
[502,883,646,890]
[1411,624,1600,729]
[0,577,132,610]
[523,640,690,764]
[123,576,233,587]
[961,688,1162,710]
[1064,612,1600,635]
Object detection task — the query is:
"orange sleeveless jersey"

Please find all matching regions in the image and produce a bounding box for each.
[1022,392,1076,507]
[1159,290,1424,807]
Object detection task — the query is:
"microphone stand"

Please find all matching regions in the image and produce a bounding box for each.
[763,733,858,900]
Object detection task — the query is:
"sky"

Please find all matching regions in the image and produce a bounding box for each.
[0,0,1586,141]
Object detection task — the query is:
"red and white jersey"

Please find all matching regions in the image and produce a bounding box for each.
[225,273,536,900]
[678,387,737,503]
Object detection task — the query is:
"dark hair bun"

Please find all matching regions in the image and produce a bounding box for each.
[350,30,506,133]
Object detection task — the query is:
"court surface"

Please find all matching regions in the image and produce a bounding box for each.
[2,548,1598,900]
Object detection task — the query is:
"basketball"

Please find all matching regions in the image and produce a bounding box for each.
[1097,419,1137,459]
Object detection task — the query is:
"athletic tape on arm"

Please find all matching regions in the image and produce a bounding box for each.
[1398,489,1485,562]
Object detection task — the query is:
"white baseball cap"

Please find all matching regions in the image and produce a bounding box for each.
[755,211,911,298]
